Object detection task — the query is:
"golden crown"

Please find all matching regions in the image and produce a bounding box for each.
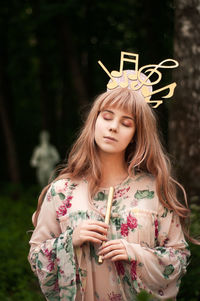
[98,51,179,108]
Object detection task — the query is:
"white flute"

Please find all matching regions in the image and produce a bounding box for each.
[98,186,114,264]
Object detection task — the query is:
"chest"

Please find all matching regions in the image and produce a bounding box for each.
[55,181,159,248]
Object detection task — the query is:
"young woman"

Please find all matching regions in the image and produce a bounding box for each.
[28,82,192,300]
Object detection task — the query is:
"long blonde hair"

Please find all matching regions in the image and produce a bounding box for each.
[33,88,197,243]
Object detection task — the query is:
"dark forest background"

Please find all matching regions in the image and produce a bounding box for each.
[0,0,199,300]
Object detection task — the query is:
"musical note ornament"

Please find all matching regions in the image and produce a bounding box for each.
[98,51,179,108]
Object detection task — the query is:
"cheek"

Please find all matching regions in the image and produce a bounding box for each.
[123,128,135,144]
[94,118,103,140]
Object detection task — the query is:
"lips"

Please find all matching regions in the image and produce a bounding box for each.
[103,136,117,142]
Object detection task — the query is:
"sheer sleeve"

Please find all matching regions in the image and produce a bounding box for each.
[120,204,190,300]
[28,182,77,301]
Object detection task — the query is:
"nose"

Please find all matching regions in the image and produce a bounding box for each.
[109,119,118,132]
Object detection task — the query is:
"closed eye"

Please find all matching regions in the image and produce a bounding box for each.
[122,123,131,127]
[122,120,133,127]
[102,112,113,120]
[103,116,112,121]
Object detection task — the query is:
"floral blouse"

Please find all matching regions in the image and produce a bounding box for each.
[28,172,190,301]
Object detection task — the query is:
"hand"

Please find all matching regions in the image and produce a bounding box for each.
[72,220,109,247]
[98,239,129,262]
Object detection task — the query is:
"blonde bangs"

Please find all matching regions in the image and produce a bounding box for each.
[99,88,137,116]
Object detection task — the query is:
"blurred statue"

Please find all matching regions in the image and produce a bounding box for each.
[30,131,60,186]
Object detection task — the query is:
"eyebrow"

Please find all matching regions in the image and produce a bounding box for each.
[102,109,134,121]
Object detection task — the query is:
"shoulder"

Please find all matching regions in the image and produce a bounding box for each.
[51,177,81,193]
[51,178,70,191]
[133,170,156,186]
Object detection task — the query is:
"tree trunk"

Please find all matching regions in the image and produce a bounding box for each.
[0,64,20,183]
[169,0,200,203]
[32,0,51,130]
[58,18,89,107]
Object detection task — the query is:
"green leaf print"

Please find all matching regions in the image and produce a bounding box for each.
[163,264,174,279]
[123,274,131,286]
[37,260,43,270]
[89,243,99,264]
[51,185,56,196]
[112,200,118,206]
[133,279,138,289]
[45,291,60,301]
[70,183,77,189]
[58,192,65,200]
[94,291,100,299]
[94,191,107,201]
[161,207,168,218]
[110,216,124,231]
[44,275,57,287]
[156,247,167,254]
[50,231,56,238]
[78,267,87,277]
[134,190,154,199]
[47,296,60,301]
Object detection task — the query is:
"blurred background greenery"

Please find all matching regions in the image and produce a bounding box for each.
[0,0,199,300]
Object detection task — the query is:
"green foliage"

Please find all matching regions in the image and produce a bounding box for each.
[0,186,45,300]
[177,204,200,301]
[136,290,173,301]
[136,290,154,300]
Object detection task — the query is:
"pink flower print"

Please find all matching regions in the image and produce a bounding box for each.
[47,192,51,202]
[120,223,129,236]
[47,261,55,272]
[56,204,67,217]
[158,289,164,296]
[108,292,122,301]
[56,195,73,218]
[114,187,130,199]
[43,248,55,272]
[169,249,176,258]
[63,199,72,208]
[130,260,137,281]
[64,181,68,190]
[53,279,59,291]
[154,219,159,238]
[43,248,51,257]
[76,272,80,283]
[115,261,125,276]
[163,237,169,246]
[127,214,137,229]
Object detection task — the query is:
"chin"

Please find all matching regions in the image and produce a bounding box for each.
[98,146,124,155]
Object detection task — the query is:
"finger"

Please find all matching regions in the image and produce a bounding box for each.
[99,241,123,251]
[86,224,108,235]
[111,255,127,262]
[88,220,109,228]
[99,239,122,248]
[103,249,124,260]
[82,230,108,241]
[98,244,121,255]
[83,236,102,245]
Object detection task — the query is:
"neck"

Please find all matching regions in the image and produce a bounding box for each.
[98,151,129,188]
